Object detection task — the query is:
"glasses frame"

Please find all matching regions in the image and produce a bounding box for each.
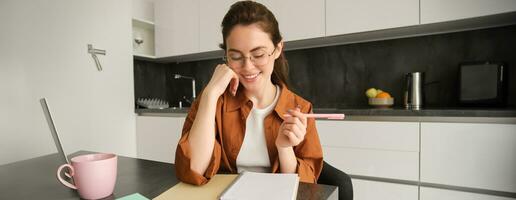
[222,47,277,67]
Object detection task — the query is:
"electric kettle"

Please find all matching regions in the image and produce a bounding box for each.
[404,72,424,110]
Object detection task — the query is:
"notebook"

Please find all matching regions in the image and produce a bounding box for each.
[219,171,299,200]
[153,174,238,200]
[117,193,149,200]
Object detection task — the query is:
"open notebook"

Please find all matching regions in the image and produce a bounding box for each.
[153,172,299,200]
[220,171,299,200]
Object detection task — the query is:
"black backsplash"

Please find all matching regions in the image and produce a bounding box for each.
[134,25,516,108]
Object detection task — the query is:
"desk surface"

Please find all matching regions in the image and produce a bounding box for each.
[0,152,337,200]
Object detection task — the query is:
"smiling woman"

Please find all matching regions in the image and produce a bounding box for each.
[174,1,323,186]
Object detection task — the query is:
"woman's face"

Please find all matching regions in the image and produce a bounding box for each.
[225,24,281,93]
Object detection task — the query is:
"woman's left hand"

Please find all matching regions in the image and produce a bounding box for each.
[276,107,307,148]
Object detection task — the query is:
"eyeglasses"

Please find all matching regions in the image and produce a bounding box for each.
[223,48,276,68]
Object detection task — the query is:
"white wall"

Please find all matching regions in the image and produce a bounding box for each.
[0,0,136,165]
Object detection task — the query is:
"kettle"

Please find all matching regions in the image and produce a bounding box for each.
[404,72,424,110]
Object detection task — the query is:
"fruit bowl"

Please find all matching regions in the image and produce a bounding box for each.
[368,97,394,108]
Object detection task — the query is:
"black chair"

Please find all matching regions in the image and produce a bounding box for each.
[318,161,353,200]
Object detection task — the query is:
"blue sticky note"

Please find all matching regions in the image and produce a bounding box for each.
[116,193,149,200]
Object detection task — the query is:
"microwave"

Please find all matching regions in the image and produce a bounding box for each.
[458,61,507,106]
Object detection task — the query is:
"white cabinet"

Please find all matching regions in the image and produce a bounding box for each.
[316,121,420,181]
[158,0,325,56]
[353,179,419,200]
[420,187,516,200]
[199,0,237,52]
[152,0,516,58]
[421,122,516,193]
[132,0,154,22]
[421,0,516,24]
[316,120,419,200]
[155,0,199,57]
[136,116,185,163]
[325,0,419,36]
[258,0,325,41]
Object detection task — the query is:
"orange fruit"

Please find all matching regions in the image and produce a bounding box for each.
[376,92,391,98]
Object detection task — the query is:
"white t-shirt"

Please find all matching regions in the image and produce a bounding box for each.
[236,85,281,173]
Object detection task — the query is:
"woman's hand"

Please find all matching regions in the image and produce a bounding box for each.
[205,64,239,97]
[276,107,307,148]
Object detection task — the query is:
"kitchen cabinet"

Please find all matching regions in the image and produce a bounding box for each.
[258,0,325,41]
[316,120,420,200]
[153,0,515,59]
[353,179,418,200]
[420,122,516,193]
[420,187,516,200]
[316,120,420,181]
[132,0,154,22]
[155,0,199,57]
[136,116,185,163]
[199,0,237,52]
[421,0,516,24]
[325,0,419,36]
[162,0,325,54]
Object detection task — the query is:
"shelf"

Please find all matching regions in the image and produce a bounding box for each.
[132,18,154,29]
[132,17,155,58]
[134,53,156,61]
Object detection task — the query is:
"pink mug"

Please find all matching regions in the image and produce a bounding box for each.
[56,153,117,199]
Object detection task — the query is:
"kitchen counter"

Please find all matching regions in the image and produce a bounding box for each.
[314,107,516,118]
[135,107,516,123]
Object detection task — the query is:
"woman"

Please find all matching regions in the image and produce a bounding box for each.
[175,1,323,185]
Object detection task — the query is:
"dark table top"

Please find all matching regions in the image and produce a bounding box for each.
[0,151,337,200]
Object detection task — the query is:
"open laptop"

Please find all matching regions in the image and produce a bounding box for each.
[40,98,69,164]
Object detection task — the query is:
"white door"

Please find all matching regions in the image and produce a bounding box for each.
[0,0,135,164]
[136,116,185,163]
[258,0,325,42]
[421,0,516,24]
[421,122,516,193]
[326,0,419,36]
[199,0,237,52]
[155,0,200,57]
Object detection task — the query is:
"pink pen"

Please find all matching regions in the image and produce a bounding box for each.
[284,113,345,120]
[304,113,345,120]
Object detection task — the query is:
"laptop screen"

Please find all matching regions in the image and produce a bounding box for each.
[40,98,69,164]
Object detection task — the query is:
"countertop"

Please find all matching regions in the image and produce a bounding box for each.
[135,106,516,123]
[136,107,516,117]
[313,107,516,118]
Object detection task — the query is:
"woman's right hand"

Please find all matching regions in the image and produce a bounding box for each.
[205,64,239,97]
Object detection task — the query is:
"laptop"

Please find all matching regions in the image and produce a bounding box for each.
[40,98,69,164]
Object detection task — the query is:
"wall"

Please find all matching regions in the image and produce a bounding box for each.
[0,0,136,165]
[135,25,516,109]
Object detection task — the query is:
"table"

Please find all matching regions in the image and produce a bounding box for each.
[0,151,338,200]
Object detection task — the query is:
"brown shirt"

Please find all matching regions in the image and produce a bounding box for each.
[175,85,323,185]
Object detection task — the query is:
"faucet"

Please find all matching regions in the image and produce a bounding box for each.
[173,74,196,106]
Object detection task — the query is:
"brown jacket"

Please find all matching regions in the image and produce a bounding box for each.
[174,85,323,185]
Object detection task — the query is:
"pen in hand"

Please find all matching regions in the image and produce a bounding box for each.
[304,113,345,120]
[284,113,345,120]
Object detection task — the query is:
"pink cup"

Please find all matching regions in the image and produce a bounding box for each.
[56,153,117,199]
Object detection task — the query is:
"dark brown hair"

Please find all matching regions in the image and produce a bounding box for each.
[219,1,289,87]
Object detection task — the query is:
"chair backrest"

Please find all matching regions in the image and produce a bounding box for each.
[318,161,353,200]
